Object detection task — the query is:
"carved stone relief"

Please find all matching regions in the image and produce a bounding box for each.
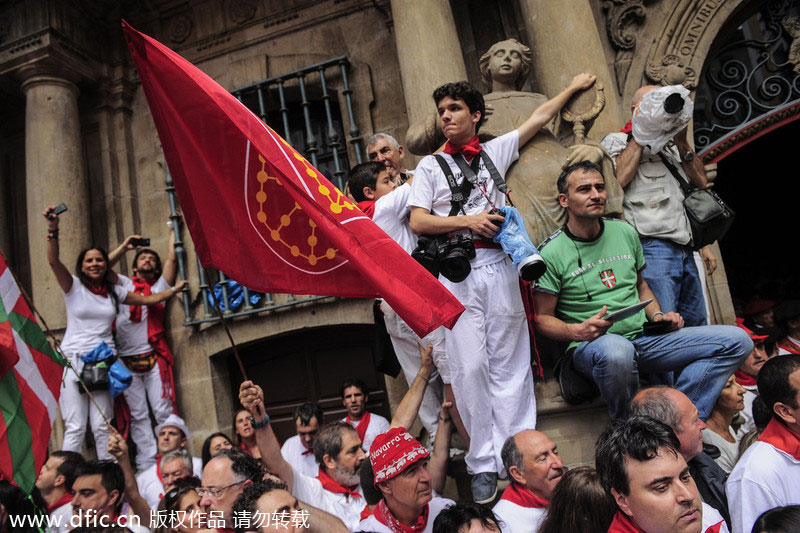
[783,15,800,73]
[602,0,660,95]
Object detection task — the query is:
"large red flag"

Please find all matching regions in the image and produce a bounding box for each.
[122,22,463,337]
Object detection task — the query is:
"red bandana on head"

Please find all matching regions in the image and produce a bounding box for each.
[346,411,371,444]
[374,498,429,533]
[500,482,548,508]
[759,417,800,460]
[369,427,430,484]
[443,136,481,163]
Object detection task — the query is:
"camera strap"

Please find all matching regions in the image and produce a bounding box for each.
[657,152,693,195]
[434,154,473,216]
[451,152,511,208]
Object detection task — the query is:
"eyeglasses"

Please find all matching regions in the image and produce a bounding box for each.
[196,480,245,499]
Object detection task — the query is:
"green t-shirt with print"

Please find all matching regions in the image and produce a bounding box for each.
[536,218,646,351]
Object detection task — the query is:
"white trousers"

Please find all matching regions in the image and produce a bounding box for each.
[380,301,446,440]
[123,361,174,470]
[60,354,113,460]
[440,258,537,475]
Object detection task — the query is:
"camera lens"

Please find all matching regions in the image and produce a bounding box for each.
[663,93,684,114]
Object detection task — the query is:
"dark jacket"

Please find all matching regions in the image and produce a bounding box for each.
[688,451,730,528]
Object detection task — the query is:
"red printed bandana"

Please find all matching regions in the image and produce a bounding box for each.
[347,411,371,444]
[500,482,548,508]
[374,499,429,533]
[316,470,362,500]
[443,136,481,163]
[759,417,800,460]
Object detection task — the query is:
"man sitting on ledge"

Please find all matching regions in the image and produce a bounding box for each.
[533,160,752,421]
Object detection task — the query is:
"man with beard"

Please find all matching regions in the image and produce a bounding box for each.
[109,227,181,471]
[595,416,727,533]
[239,380,370,530]
[493,430,565,533]
[355,427,455,532]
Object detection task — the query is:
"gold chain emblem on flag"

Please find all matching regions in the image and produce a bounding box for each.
[254,142,355,267]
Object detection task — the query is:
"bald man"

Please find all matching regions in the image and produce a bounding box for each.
[601,85,710,328]
[493,430,565,533]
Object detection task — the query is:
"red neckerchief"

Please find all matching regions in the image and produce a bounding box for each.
[779,336,800,354]
[608,511,644,533]
[47,492,73,513]
[500,482,548,508]
[357,200,376,218]
[316,469,362,501]
[86,281,108,298]
[374,498,429,533]
[620,120,633,134]
[443,136,481,163]
[706,521,724,533]
[759,417,800,460]
[734,370,757,387]
[346,411,371,443]
[301,441,313,455]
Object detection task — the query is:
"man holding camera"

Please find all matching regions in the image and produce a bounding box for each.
[601,85,710,327]
[408,74,595,503]
[108,225,180,471]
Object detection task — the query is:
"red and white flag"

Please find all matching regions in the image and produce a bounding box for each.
[0,251,65,492]
[122,21,463,338]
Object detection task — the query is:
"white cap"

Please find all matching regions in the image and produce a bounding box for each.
[155,414,190,439]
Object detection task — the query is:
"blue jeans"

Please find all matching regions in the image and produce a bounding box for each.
[640,238,707,327]
[572,326,752,420]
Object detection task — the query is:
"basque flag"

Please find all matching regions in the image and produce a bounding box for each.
[122,22,463,337]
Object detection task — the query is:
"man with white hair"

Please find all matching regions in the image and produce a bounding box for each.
[367,132,412,183]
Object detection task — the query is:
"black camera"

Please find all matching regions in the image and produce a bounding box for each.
[130,237,150,247]
[411,234,476,283]
[437,235,475,283]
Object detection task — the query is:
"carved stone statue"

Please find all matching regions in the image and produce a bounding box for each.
[406,38,624,244]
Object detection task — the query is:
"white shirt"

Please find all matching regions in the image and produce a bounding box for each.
[736,386,758,440]
[727,440,800,533]
[281,434,319,478]
[136,456,203,509]
[59,275,129,356]
[702,502,729,533]
[341,412,390,453]
[408,130,519,269]
[354,496,454,532]
[373,182,417,254]
[702,428,739,473]
[115,274,170,356]
[49,501,72,533]
[493,498,547,533]
[291,466,367,531]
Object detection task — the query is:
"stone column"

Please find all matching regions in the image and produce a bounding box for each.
[518,0,624,136]
[390,0,468,128]
[21,65,91,328]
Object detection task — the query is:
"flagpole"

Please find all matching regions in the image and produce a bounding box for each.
[203,267,249,382]
[1,248,113,428]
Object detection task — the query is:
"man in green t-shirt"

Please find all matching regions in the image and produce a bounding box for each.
[533,161,751,420]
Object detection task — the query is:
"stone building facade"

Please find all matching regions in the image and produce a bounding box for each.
[1,0,796,465]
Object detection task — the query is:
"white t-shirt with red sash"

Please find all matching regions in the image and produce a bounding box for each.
[493,483,548,533]
[727,417,800,533]
[355,496,454,533]
[341,411,390,454]
[281,434,319,478]
[291,466,370,531]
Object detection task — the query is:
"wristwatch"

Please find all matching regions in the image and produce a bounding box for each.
[681,150,695,162]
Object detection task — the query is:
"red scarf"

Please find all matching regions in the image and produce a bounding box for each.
[155,453,165,500]
[734,370,757,387]
[357,200,376,219]
[500,482,548,508]
[47,492,73,513]
[608,511,644,533]
[706,521,724,533]
[131,276,176,406]
[347,411,371,444]
[86,282,108,298]
[374,498,429,533]
[620,120,633,134]
[779,336,800,354]
[443,136,481,163]
[316,470,362,501]
[759,417,800,460]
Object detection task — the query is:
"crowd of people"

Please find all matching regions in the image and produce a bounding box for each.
[3,69,800,533]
